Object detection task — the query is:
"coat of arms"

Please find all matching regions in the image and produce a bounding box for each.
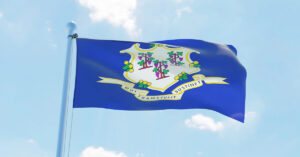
[98,43,228,101]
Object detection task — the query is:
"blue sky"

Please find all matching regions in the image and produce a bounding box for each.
[0,0,300,157]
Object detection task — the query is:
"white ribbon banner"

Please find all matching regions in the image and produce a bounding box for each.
[97,74,228,101]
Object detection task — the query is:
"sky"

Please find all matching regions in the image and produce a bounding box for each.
[0,0,300,157]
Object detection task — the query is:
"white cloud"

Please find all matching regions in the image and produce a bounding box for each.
[78,0,141,38]
[80,146,127,157]
[185,114,224,132]
[175,0,183,3]
[176,6,192,18]
[0,12,3,18]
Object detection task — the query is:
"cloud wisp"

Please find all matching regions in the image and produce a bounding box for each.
[80,146,127,157]
[0,12,3,19]
[185,111,258,136]
[185,114,224,132]
[176,6,192,18]
[78,0,141,38]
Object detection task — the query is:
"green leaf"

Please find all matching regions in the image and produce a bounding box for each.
[138,60,144,66]
[177,52,183,56]
[162,61,167,64]
[154,60,159,64]
[163,69,169,74]
[139,83,143,88]
[143,85,148,88]
[150,57,154,61]
[167,58,172,61]
[178,62,184,65]
[147,52,153,55]
[179,77,183,81]
[183,75,188,80]
[168,51,174,56]
[138,53,144,55]
[123,64,129,70]
[153,68,158,72]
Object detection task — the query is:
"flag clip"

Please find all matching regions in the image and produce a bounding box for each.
[68,33,78,39]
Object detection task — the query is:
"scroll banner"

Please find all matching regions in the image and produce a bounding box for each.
[97,74,228,101]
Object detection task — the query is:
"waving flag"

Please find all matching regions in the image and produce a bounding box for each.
[73,38,247,122]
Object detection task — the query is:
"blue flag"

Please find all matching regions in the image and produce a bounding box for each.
[74,38,246,122]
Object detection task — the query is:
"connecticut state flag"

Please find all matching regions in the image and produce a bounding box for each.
[73,38,247,122]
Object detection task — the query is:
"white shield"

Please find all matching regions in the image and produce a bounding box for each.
[121,43,200,92]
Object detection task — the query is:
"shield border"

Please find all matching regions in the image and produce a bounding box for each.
[120,43,200,92]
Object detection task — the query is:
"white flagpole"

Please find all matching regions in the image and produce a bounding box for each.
[56,22,77,157]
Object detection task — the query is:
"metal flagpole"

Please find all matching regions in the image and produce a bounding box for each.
[56,22,77,157]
